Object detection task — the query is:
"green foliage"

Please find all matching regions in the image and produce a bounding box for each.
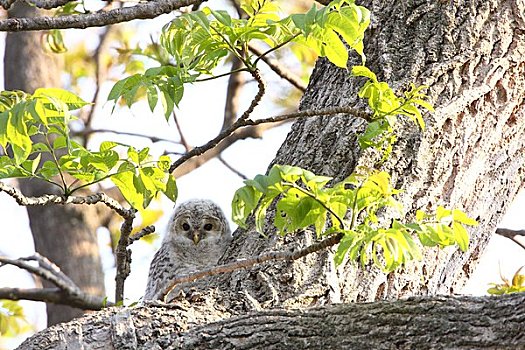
[352,66,434,156]
[232,165,477,272]
[0,89,177,209]
[488,266,525,295]
[108,0,370,118]
[0,300,31,338]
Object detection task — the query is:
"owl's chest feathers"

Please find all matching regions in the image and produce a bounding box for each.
[170,239,226,269]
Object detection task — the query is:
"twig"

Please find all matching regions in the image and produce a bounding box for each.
[222,55,245,130]
[173,112,191,152]
[75,128,183,146]
[0,0,198,31]
[495,228,525,250]
[82,26,114,147]
[169,105,371,174]
[249,44,307,92]
[159,232,343,301]
[128,225,156,244]
[239,69,265,121]
[218,155,247,180]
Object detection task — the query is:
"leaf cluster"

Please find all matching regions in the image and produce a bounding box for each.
[108,0,370,119]
[0,89,176,209]
[233,165,477,271]
[351,66,434,157]
[0,300,31,338]
[488,266,525,295]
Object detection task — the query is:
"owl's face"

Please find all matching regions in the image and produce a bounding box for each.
[167,199,230,246]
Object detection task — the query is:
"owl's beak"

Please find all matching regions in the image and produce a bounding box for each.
[192,231,200,245]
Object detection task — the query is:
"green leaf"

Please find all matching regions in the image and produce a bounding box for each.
[111,171,144,209]
[351,65,377,82]
[334,232,354,266]
[452,209,478,226]
[33,88,89,110]
[163,174,178,202]
[452,222,469,251]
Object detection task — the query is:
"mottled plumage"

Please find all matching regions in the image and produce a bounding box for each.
[143,199,231,301]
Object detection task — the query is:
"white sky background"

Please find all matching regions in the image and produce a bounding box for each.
[1,2,525,348]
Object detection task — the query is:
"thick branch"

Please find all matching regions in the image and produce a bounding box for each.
[17,293,525,349]
[0,0,197,31]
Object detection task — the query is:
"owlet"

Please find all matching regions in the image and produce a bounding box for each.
[143,199,231,301]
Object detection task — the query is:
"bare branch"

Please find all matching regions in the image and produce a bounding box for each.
[0,255,75,292]
[159,232,343,301]
[0,0,198,31]
[218,155,247,180]
[0,287,110,309]
[128,225,156,244]
[0,181,134,218]
[169,105,371,175]
[0,255,112,309]
[75,128,183,147]
[81,25,115,147]
[173,112,191,152]
[495,228,525,250]
[249,45,307,92]
[222,56,246,130]
[0,181,138,301]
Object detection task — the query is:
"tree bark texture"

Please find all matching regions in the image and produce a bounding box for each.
[18,293,525,349]
[247,0,525,307]
[4,1,105,326]
[16,0,525,347]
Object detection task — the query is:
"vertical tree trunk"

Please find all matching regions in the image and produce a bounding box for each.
[4,1,105,326]
[182,0,525,312]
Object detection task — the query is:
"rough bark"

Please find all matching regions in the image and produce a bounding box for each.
[18,293,525,349]
[15,0,525,347]
[4,1,105,326]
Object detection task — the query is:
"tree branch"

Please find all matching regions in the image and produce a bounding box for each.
[74,128,183,147]
[0,181,137,302]
[0,0,198,31]
[249,44,307,92]
[128,225,156,244]
[169,105,371,175]
[495,228,525,250]
[158,232,343,301]
[0,181,134,218]
[0,254,112,310]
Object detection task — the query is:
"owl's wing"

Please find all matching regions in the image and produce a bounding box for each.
[143,243,175,301]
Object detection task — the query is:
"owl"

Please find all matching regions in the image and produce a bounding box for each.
[143,199,232,301]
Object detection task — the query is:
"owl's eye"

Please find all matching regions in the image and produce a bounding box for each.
[203,223,213,231]
[182,223,190,231]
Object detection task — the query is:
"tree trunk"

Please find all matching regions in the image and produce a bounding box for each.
[4,1,105,326]
[17,293,525,349]
[15,0,525,347]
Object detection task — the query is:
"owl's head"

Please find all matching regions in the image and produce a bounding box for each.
[167,199,231,245]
